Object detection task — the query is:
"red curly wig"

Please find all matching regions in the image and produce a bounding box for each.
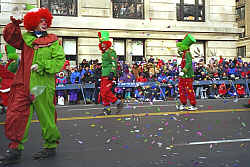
[99,41,112,53]
[23,8,53,31]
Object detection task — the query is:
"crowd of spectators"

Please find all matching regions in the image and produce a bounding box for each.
[56,56,250,104]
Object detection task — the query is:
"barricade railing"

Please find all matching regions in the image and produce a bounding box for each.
[56,79,249,103]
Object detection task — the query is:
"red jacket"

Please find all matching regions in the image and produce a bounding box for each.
[218,84,227,95]
[136,76,148,82]
[236,84,245,95]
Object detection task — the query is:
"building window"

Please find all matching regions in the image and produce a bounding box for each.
[130,40,144,62]
[62,37,77,67]
[113,39,126,61]
[40,0,77,16]
[236,6,245,21]
[113,39,145,62]
[112,0,144,19]
[177,0,205,22]
[237,46,246,58]
[239,27,245,38]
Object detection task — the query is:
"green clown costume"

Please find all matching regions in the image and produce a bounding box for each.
[98,31,123,115]
[98,31,117,77]
[0,6,65,164]
[176,34,198,111]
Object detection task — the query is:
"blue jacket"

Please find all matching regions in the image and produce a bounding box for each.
[70,71,81,84]
[157,74,168,83]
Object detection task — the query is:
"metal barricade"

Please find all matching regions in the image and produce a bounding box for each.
[57,79,248,104]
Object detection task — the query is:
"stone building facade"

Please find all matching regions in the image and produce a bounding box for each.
[236,0,250,60]
[0,0,245,66]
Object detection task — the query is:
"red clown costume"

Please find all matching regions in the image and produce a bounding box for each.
[0,45,19,113]
[176,34,198,111]
[0,4,65,165]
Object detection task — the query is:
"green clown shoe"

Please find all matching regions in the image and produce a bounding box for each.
[98,31,110,43]
[177,34,196,51]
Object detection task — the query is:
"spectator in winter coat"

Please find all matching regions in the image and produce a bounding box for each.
[69,68,80,104]
[217,64,224,78]
[223,64,229,75]
[219,55,224,64]
[80,65,93,80]
[147,72,156,82]
[221,72,228,80]
[157,72,168,99]
[93,63,102,104]
[227,64,238,79]
[241,62,249,79]
[218,83,227,98]
[148,56,154,63]
[120,68,135,83]
[157,59,164,69]
[157,72,168,83]
[136,72,148,82]
[82,70,95,103]
[134,86,145,101]
[79,59,88,69]
[56,72,67,105]
[119,68,135,100]
[131,63,140,79]
[208,84,219,99]
[228,84,237,98]
[236,84,246,98]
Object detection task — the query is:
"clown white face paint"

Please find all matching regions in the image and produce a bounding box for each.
[35,18,48,32]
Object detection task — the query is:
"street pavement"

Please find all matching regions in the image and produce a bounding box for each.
[0,98,250,167]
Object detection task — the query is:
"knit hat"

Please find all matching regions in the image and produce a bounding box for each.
[177,34,196,51]
[59,72,64,77]
[23,4,53,31]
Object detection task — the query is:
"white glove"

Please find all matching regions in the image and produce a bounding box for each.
[0,88,10,93]
[179,72,184,77]
[31,64,38,71]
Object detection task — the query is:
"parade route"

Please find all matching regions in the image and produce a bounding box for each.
[0,98,250,167]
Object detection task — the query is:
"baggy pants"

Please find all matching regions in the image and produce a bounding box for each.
[5,87,60,150]
[100,77,118,106]
[178,78,196,106]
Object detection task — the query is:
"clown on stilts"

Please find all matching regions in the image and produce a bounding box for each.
[0,4,65,165]
[176,34,198,111]
[97,31,123,115]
